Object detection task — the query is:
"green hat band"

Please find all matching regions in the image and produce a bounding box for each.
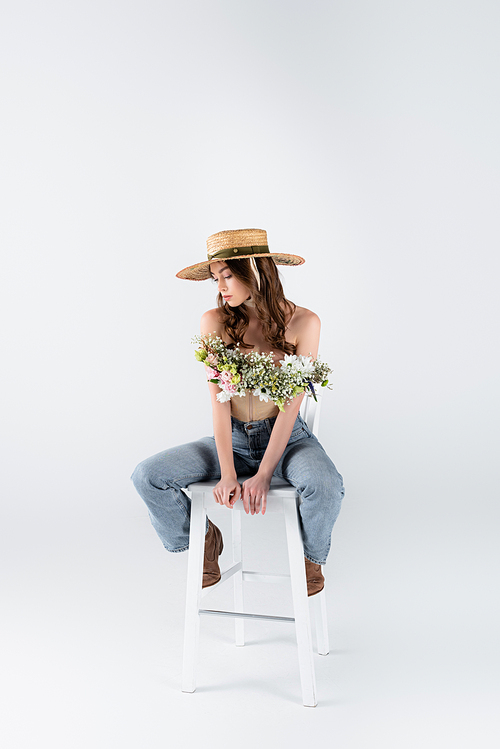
[207,244,270,261]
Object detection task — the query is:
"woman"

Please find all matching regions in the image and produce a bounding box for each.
[131,228,344,596]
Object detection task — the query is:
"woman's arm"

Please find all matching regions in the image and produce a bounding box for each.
[201,310,241,509]
[241,309,321,515]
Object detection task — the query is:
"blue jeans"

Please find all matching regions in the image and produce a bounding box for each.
[130,413,344,565]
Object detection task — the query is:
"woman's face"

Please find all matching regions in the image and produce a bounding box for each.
[209,261,251,307]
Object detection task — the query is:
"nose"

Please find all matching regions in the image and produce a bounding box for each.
[218,277,227,292]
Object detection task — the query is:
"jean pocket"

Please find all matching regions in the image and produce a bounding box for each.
[287,417,312,444]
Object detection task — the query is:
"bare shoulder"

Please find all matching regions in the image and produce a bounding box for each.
[288,305,321,334]
[288,305,321,357]
[200,307,224,336]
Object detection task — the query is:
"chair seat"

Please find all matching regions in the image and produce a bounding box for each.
[186,475,294,491]
[186,476,300,512]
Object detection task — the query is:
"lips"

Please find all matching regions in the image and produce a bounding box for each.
[223,295,232,300]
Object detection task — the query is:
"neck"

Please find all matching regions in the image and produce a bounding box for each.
[243,297,256,308]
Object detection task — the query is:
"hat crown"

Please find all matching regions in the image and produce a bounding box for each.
[207,228,267,258]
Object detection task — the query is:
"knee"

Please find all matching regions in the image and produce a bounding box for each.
[131,452,180,496]
[130,457,156,492]
[329,465,345,500]
[304,464,344,503]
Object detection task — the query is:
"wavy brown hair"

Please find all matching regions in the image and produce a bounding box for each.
[216,257,297,354]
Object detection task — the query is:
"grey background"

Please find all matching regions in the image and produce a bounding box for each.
[1,1,499,746]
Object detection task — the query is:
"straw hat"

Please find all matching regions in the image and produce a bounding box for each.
[176,228,305,281]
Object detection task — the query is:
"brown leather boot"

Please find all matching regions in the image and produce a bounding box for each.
[202,519,224,588]
[305,557,324,597]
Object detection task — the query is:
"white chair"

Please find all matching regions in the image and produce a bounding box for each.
[182,395,329,707]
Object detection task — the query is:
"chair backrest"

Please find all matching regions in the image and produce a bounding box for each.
[299,392,322,437]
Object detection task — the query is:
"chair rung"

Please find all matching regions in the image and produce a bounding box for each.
[220,561,242,583]
[242,571,290,584]
[201,562,242,598]
[199,609,295,623]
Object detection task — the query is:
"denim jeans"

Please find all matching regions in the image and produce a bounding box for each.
[131,413,345,565]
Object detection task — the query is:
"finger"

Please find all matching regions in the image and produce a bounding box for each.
[223,488,235,509]
[240,483,249,514]
[261,493,267,515]
[243,483,255,515]
[245,487,252,514]
[241,489,249,514]
[253,493,261,515]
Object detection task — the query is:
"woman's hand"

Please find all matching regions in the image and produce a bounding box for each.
[241,472,271,515]
[213,475,241,509]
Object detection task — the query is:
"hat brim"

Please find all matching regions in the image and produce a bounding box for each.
[176,253,305,281]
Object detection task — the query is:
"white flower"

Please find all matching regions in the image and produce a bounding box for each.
[280,353,314,375]
[297,355,315,375]
[253,388,270,402]
[216,391,233,403]
[280,354,298,368]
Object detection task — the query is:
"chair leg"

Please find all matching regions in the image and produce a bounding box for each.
[283,499,317,707]
[313,589,329,656]
[232,506,245,646]
[182,491,206,693]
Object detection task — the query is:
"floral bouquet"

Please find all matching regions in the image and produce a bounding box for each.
[193,334,332,411]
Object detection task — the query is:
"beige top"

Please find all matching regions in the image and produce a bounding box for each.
[231,390,279,422]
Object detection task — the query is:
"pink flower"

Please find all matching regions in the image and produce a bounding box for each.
[223,382,236,394]
[206,367,220,380]
[220,370,233,382]
[207,354,218,366]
